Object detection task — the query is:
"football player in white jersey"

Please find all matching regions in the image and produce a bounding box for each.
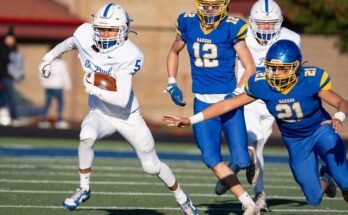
[39,3,198,214]
[214,0,301,211]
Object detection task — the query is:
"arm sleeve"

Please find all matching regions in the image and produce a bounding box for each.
[42,37,76,63]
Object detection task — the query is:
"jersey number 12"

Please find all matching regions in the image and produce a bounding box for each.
[193,42,218,68]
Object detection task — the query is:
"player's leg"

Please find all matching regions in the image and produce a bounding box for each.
[284,135,324,205]
[38,89,53,128]
[193,98,257,213]
[315,125,348,203]
[63,110,116,210]
[254,106,274,211]
[117,110,198,214]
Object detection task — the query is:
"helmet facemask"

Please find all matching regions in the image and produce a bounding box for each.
[265,60,300,92]
[196,0,230,29]
[93,25,128,53]
[249,0,283,45]
[249,16,283,45]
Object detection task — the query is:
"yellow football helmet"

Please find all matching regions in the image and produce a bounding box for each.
[195,0,230,28]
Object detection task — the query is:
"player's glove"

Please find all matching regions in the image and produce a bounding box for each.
[224,87,244,100]
[165,83,186,106]
[83,72,100,96]
[39,61,52,78]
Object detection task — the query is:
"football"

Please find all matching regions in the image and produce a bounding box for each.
[91,73,117,91]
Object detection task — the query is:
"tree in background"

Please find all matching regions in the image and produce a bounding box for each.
[279,0,348,54]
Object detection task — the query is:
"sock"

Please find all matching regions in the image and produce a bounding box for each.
[238,192,254,206]
[172,184,187,205]
[80,172,91,191]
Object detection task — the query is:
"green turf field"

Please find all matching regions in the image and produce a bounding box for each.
[0,137,347,215]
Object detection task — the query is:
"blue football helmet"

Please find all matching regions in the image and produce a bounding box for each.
[265,40,302,91]
[196,0,230,29]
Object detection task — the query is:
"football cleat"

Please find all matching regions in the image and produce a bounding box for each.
[63,187,91,210]
[178,194,198,215]
[246,146,260,185]
[215,179,228,196]
[320,165,337,198]
[254,191,268,212]
[242,202,260,215]
[215,162,240,195]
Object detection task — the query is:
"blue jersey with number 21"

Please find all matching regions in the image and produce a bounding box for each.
[245,67,332,138]
[176,12,247,94]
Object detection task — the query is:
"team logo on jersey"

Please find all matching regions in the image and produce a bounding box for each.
[257,57,265,66]
[85,59,112,74]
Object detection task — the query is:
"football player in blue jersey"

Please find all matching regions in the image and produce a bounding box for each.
[165,0,259,214]
[163,39,348,206]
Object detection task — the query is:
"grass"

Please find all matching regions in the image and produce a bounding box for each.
[0,137,347,215]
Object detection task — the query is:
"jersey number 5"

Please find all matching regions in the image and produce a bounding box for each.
[193,42,218,68]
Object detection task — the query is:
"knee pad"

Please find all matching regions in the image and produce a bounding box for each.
[141,158,161,175]
[78,138,95,169]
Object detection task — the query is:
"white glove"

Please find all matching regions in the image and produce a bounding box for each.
[39,61,52,78]
[83,72,100,96]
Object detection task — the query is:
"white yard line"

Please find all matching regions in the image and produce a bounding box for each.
[0,189,341,201]
[0,179,299,189]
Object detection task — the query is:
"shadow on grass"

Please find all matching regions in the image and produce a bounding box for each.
[196,198,307,215]
[95,209,165,215]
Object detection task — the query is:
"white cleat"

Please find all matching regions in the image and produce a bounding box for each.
[242,202,260,215]
[255,191,269,212]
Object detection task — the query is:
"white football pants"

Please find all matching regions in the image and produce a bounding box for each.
[244,100,275,194]
[79,109,176,187]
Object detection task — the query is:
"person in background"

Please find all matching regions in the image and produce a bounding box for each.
[164,0,259,214]
[214,0,301,212]
[0,26,25,127]
[39,45,71,129]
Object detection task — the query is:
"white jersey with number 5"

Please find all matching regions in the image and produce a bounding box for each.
[43,23,144,118]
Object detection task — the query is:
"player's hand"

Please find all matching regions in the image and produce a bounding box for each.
[162,115,191,127]
[165,84,186,106]
[83,73,98,95]
[39,61,51,78]
[321,118,343,133]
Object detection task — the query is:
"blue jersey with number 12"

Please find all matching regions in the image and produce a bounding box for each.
[176,12,247,94]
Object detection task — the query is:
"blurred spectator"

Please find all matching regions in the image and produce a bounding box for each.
[0,26,25,126]
[38,46,71,129]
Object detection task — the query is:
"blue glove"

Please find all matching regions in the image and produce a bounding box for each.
[166,83,186,106]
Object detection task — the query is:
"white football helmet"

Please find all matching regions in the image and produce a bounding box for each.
[92,3,130,52]
[249,0,283,45]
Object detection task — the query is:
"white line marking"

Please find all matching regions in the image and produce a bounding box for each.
[0,189,341,201]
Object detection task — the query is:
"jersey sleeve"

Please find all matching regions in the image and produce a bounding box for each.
[227,17,248,46]
[319,70,332,91]
[303,67,332,92]
[117,44,144,76]
[176,12,193,42]
[244,73,260,99]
